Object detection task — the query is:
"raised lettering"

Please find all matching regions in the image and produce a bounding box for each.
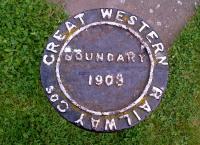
[75,52,83,61]
[139,100,152,113]
[96,53,104,62]
[57,100,69,113]
[120,114,132,126]
[101,9,113,19]
[139,54,145,63]
[105,75,114,86]
[85,53,93,61]
[133,110,141,121]
[126,51,135,62]
[139,21,150,33]
[75,114,85,126]
[107,53,114,62]
[46,42,59,53]
[65,21,77,33]
[156,56,168,65]
[46,86,54,94]
[116,11,126,22]
[117,54,125,62]
[65,53,72,61]
[152,43,164,54]
[91,118,100,129]
[105,119,117,131]
[128,16,138,25]
[53,30,66,41]
[74,13,85,25]
[43,54,55,66]
[146,31,159,43]
[150,86,163,100]
[95,75,103,86]
[50,94,59,102]
[116,73,124,87]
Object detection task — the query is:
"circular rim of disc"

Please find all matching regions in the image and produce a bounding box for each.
[40,8,169,132]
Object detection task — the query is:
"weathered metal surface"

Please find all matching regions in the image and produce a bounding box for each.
[40,8,168,132]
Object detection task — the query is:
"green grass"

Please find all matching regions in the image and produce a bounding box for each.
[0,0,200,144]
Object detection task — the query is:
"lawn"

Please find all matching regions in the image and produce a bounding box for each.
[0,0,200,144]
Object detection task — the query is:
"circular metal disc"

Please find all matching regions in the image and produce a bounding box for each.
[40,8,168,132]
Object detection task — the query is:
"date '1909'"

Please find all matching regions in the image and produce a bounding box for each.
[88,73,124,87]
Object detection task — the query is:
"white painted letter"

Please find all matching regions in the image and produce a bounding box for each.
[107,53,114,62]
[101,9,113,19]
[74,13,85,25]
[126,51,135,62]
[96,53,104,62]
[139,54,145,63]
[128,16,138,25]
[46,86,54,94]
[139,21,150,33]
[65,53,72,61]
[152,43,164,54]
[150,86,163,100]
[85,53,93,61]
[133,110,141,121]
[46,42,59,53]
[139,100,152,113]
[91,118,100,129]
[116,10,126,22]
[117,54,125,62]
[75,114,85,126]
[146,31,159,43]
[65,21,77,33]
[43,54,55,66]
[57,100,69,113]
[105,119,117,131]
[53,30,66,41]
[156,56,168,65]
[50,94,59,103]
[75,51,83,61]
[120,114,132,126]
